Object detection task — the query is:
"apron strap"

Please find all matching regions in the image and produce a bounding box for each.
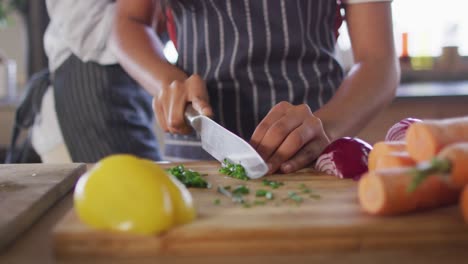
[5,69,50,163]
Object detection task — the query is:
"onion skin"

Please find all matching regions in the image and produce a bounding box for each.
[315,137,373,181]
[385,118,422,142]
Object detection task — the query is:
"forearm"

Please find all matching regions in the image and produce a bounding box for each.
[111,7,187,96]
[314,58,400,141]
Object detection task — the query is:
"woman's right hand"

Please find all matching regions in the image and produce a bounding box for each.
[153,74,213,134]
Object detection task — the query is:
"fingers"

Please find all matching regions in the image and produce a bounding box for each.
[250,101,291,149]
[266,117,320,174]
[153,97,168,132]
[152,74,213,135]
[279,137,328,174]
[251,102,331,174]
[279,121,330,174]
[167,80,191,134]
[255,110,306,162]
[186,74,213,117]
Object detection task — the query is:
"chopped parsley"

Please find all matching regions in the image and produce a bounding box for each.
[286,191,303,204]
[217,185,246,204]
[213,198,221,205]
[167,165,209,188]
[219,159,249,180]
[232,185,250,195]
[256,189,274,200]
[299,183,312,194]
[262,179,284,189]
[298,184,321,199]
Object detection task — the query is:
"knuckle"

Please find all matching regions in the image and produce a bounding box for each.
[190,74,203,82]
[305,116,321,129]
[297,103,311,113]
[169,80,184,90]
[276,101,292,111]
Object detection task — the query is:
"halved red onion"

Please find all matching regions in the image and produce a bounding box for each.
[315,137,372,181]
[385,117,422,142]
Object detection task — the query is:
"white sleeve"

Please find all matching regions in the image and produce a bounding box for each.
[342,0,392,4]
[45,0,115,62]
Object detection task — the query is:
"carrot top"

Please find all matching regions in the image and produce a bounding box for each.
[408,158,452,193]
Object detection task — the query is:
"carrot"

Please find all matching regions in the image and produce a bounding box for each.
[409,142,468,190]
[368,141,406,171]
[406,116,468,162]
[461,186,468,224]
[373,151,416,171]
[358,168,460,216]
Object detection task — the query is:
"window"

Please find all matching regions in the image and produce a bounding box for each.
[338,0,468,57]
[393,0,468,57]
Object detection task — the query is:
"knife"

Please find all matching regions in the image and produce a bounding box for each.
[185,105,268,179]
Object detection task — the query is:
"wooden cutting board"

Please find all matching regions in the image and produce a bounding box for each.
[53,162,468,259]
[0,163,86,251]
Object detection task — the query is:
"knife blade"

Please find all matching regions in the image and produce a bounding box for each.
[185,105,268,179]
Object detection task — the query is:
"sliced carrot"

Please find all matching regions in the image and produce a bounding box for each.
[406,116,468,162]
[358,168,460,216]
[461,186,468,224]
[374,151,416,171]
[368,141,406,171]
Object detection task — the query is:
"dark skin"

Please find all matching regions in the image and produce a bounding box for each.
[112,1,399,174]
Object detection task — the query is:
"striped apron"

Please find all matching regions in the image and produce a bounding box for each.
[52,55,162,163]
[164,0,344,161]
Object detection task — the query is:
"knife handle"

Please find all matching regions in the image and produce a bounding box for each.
[184,104,200,125]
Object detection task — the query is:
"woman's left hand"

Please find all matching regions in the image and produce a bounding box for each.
[250,102,330,174]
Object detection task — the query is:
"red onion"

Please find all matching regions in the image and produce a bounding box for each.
[385,118,422,142]
[315,137,372,181]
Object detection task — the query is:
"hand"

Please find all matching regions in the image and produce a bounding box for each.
[152,74,213,134]
[250,102,330,174]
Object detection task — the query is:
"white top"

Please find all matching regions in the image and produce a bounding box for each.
[43,0,117,72]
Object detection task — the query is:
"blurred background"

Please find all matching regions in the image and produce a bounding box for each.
[0,0,467,162]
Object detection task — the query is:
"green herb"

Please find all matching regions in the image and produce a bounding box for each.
[219,159,249,180]
[408,158,452,193]
[262,179,284,189]
[286,191,303,204]
[213,198,221,205]
[217,185,246,204]
[167,165,209,188]
[299,183,312,194]
[256,189,274,200]
[243,203,252,208]
[309,194,321,200]
[224,185,231,190]
[256,189,268,197]
[253,200,266,206]
[232,185,250,195]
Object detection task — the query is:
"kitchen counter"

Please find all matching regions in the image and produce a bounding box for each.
[1,164,468,264]
[397,81,468,98]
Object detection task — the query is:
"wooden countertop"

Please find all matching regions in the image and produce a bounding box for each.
[0,162,467,264]
[0,192,467,264]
